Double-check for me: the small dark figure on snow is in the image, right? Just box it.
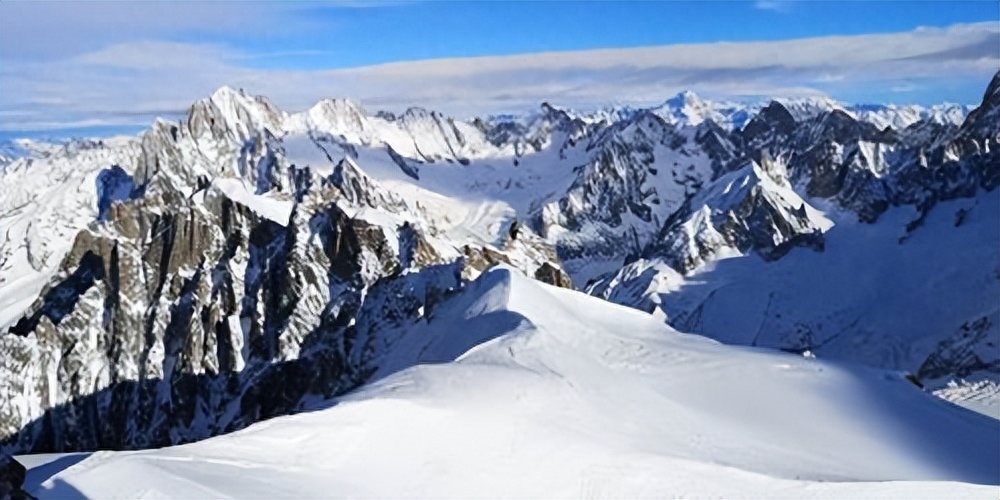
[508,220,520,241]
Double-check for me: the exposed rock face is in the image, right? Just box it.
[0,90,562,455]
[531,111,713,264]
[918,314,1000,381]
[0,162,441,452]
[644,159,827,274]
[0,455,27,498]
[518,74,993,281]
[534,262,574,289]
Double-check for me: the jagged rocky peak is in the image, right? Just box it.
[2,81,586,455]
[652,90,718,127]
[693,118,741,174]
[187,85,287,142]
[0,148,464,453]
[133,117,201,193]
[805,108,897,149]
[619,108,674,135]
[960,70,1000,140]
[741,100,796,150]
[401,106,438,121]
[538,102,601,140]
[324,156,407,212]
[644,159,827,274]
[477,101,596,155]
[539,101,570,120]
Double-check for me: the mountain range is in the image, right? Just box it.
[0,71,997,488]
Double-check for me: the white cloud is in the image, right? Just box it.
[0,2,318,60]
[72,42,242,70]
[1,22,997,131]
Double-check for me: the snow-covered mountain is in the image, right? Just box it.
[14,267,1000,498]
[0,70,997,489]
[0,87,573,454]
[588,72,1000,397]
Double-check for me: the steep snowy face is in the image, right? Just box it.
[642,158,830,274]
[185,86,288,144]
[20,268,1000,499]
[532,111,713,265]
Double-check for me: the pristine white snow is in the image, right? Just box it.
[22,266,999,499]
[211,177,294,224]
[597,190,1000,390]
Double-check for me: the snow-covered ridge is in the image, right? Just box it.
[18,267,1000,498]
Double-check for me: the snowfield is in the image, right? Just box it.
[22,267,999,499]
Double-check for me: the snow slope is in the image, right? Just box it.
[592,189,1000,393]
[24,267,999,499]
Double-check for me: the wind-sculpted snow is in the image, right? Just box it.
[18,268,1000,498]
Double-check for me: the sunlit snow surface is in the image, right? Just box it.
[22,267,999,499]
[592,190,1000,400]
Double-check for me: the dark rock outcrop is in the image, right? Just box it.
[534,262,574,289]
[0,455,30,500]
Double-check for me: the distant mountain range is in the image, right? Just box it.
[1,72,996,455]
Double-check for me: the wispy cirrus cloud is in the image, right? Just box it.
[753,1,794,13]
[0,18,997,132]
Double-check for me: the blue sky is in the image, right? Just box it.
[0,1,997,139]
[229,1,998,69]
